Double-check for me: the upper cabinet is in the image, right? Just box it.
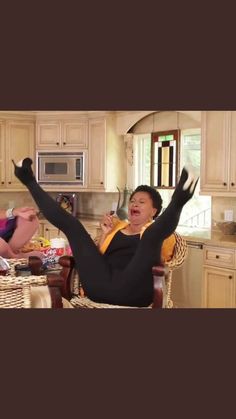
[0,118,35,191]
[36,112,127,192]
[36,116,88,149]
[88,118,105,189]
[87,115,126,191]
[200,111,236,196]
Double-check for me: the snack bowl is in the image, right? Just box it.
[216,221,236,235]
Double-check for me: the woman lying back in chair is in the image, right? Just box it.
[12,157,198,307]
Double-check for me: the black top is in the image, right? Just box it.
[103,230,140,270]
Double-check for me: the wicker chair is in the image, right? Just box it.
[58,232,188,309]
[0,233,187,309]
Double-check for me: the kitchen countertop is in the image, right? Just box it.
[39,215,101,225]
[176,226,236,248]
[80,221,236,248]
[39,215,236,249]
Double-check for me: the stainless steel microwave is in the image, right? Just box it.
[37,151,86,185]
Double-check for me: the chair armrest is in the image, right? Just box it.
[28,255,75,307]
[46,256,76,307]
[57,255,76,300]
[152,265,167,309]
[46,273,64,308]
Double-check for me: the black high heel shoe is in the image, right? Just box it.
[12,158,35,185]
[171,166,199,207]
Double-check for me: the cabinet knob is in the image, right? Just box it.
[63,142,66,145]
[8,182,11,184]
[56,142,59,145]
[216,255,219,259]
[231,182,235,186]
[229,275,232,279]
[1,181,4,184]
[223,182,227,186]
[100,181,104,185]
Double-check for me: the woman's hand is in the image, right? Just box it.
[100,212,115,235]
[13,207,38,221]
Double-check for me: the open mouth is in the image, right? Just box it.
[131,209,140,216]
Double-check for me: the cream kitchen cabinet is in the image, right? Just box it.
[0,119,35,191]
[38,220,67,241]
[80,220,101,240]
[39,219,100,242]
[201,111,236,196]
[36,117,88,150]
[203,245,236,308]
[87,116,126,191]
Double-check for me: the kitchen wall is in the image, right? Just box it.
[5,190,236,229]
[0,191,36,210]
[116,110,201,134]
[212,196,236,226]
[2,111,236,229]
[0,190,121,220]
[50,191,121,219]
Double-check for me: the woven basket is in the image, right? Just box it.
[217,221,236,235]
[0,276,31,308]
[6,258,28,276]
[0,257,48,308]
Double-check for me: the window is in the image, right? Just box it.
[133,128,211,229]
[151,130,179,188]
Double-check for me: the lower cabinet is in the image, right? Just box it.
[38,221,66,241]
[203,245,236,308]
[80,220,101,240]
[38,219,100,242]
[203,266,235,308]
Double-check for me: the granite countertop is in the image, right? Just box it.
[39,215,101,226]
[176,226,236,248]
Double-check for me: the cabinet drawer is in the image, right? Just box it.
[204,246,236,269]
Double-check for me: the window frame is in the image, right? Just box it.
[150,129,180,189]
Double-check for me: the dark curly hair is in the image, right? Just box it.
[129,185,163,219]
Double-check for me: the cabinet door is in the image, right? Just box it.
[36,120,61,148]
[36,221,44,237]
[201,111,229,193]
[5,121,35,190]
[62,120,88,148]
[88,118,105,189]
[0,122,6,188]
[229,111,236,192]
[202,266,235,308]
[44,224,67,241]
[81,221,101,240]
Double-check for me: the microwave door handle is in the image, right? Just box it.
[76,158,82,180]
[80,158,83,180]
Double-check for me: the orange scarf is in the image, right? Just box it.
[98,219,176,262]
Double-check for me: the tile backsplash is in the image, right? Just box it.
[0,191,121,220]
[0,192,36,210]
[3,192,235,230]
[212,196,236,227]
[49,191,121,219]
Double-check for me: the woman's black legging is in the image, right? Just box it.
[13,161,197,306]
